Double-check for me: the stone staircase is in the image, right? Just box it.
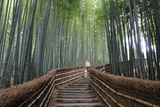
[56,78,103,107]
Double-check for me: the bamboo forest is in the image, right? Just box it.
[1,0,160,106]
[0,0,160,88]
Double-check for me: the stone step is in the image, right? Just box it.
[57,92,95,96]
[56,103,103,107]
[67,85,90,88]
[61,87,90,90]
[57,94,96,98]
[74,81,90,83]
[56,98,99,103]
[66,84,90,88]
[73,80,90,84]
[69,84,90,86]
[58,90,93,93]
[69,82,90,84]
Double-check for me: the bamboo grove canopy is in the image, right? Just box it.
[0,0,160,89]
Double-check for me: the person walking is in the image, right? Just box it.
[84,60,90,77]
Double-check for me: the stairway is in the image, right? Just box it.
[56,78,103,107]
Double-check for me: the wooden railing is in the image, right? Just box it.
[89,67,160,107]
[0,66,84,107]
